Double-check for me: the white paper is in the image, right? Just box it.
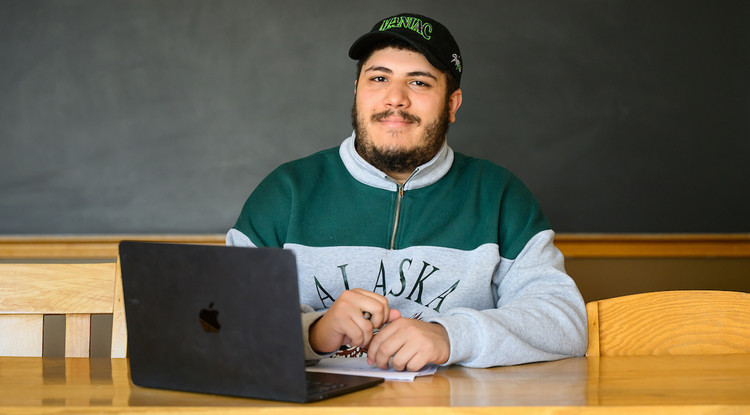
[305,357,438,381]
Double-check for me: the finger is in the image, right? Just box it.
[366,324,403,368]
[351,295,390,328]
[365,330,384,366]
[391,343,423,372]
[374,339,404,370]
[333,290,387,328]
[367,319,448,371]
[324,305,375,347]
[387,308,401,323]
[345,313,376,347]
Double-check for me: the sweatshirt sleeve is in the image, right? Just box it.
[426,229,588,367]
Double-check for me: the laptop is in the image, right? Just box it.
[118,241,383,403]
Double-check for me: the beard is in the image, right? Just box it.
[351,100,451,176]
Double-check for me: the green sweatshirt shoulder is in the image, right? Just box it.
[233,147,550,260]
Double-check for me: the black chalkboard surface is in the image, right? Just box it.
[2,0,748,234]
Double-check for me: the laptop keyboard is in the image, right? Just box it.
[307,380,346,394]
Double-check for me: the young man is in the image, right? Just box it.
[227,13,587,371]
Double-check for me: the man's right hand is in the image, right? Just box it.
[309,288,401,354]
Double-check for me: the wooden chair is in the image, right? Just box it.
[0,258,127,357]
[586,290,750,356]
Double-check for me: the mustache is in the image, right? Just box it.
[371,110,421,124]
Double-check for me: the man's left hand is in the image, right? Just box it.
[365,318,450,371]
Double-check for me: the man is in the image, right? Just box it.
[227,13,587,371]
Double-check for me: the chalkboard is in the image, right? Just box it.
[2,0,748,234]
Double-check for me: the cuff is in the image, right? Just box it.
[300,309,333,361]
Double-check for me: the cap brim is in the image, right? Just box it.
[348,31,444,72]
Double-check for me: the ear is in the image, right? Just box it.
[354,79,358,94]
[448,88,463,123]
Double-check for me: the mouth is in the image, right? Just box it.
[372,110,421,127]
[379,118,413,129]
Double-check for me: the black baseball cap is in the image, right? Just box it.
[349,13,463,85]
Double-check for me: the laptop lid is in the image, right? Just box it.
[118,241,382,403]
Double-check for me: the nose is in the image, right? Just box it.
[383,83,410,109]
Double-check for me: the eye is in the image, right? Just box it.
[370,76,387,83]
[410,80,430,87]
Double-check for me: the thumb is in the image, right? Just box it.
[387,308,401,323]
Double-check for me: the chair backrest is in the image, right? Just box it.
[586,290,750,356]
[0,257,127,357]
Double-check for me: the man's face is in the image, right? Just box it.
[352,47,462,180]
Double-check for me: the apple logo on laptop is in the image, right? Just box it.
[199,302,221,333]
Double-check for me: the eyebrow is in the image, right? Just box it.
[364,66,438,81]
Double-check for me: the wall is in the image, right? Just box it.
[2,0,748,234]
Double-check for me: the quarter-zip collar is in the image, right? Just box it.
[386,170,418,250]
[338,131,455,192]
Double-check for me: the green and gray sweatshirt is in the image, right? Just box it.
[227,133,587,368]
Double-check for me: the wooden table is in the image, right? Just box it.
[1,354,748,414]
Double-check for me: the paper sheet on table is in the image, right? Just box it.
[305,357,438,381]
